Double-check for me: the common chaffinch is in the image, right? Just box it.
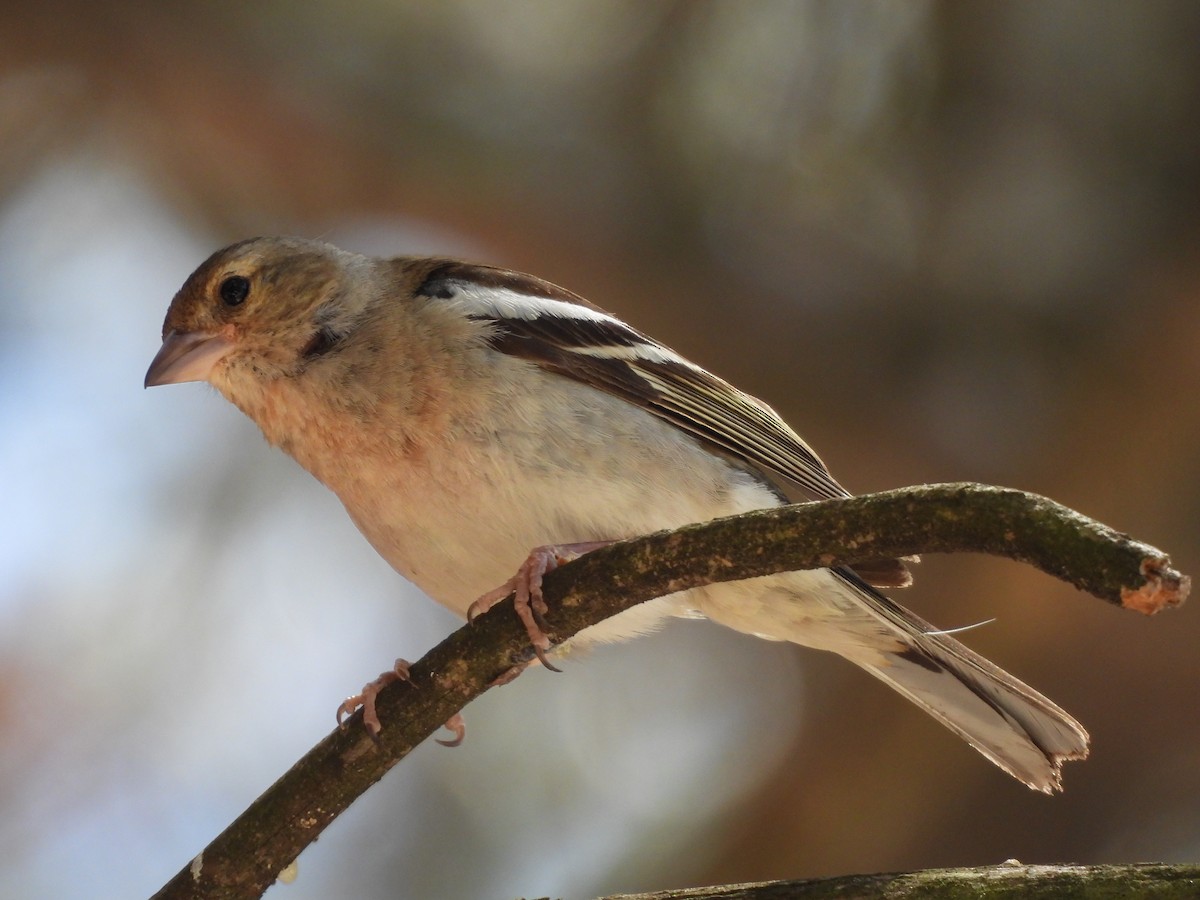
[145,237,1088,791]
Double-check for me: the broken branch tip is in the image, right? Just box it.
[1120,556,1189,615]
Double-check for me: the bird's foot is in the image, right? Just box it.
[337,658,466,746]
[436,713,466,747]
[468,541,614,671]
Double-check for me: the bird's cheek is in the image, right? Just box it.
[144,328,236,387]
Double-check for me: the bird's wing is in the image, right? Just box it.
[417,261,845,500]
[415,261,911,586]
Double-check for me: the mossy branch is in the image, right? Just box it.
[150,483,1188,900]
[598,862,1200,898]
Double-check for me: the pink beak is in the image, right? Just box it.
[144,329,234,387]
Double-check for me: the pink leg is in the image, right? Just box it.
[468,541,615,671]
[337,658,466,746]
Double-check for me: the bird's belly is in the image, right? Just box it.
[327,380,785,620]
[292,373,882,657]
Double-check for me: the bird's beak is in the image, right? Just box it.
[144,329,234,388]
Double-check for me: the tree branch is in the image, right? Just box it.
[598,862,1200,898]
[150,483,1188,900]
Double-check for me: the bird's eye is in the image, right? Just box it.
[219,275,251,308]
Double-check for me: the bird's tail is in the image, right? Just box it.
[831,569,1089,792]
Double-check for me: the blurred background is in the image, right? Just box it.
[2,2,1198,898]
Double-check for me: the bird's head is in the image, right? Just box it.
[144,237,368,391]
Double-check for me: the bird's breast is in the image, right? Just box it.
[255,355,782,618]
[240,352,782,619]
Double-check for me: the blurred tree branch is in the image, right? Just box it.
[150,483,1187,900]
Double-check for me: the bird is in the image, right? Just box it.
[145,236,1089,792]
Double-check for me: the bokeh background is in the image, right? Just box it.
[2,2,1198,898]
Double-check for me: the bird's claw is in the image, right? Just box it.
[470,542,613,670]
[435,713,466,747]
[338,658,412,736]
[337,659,467,746]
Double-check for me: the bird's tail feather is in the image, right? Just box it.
[832,569,1089,793]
